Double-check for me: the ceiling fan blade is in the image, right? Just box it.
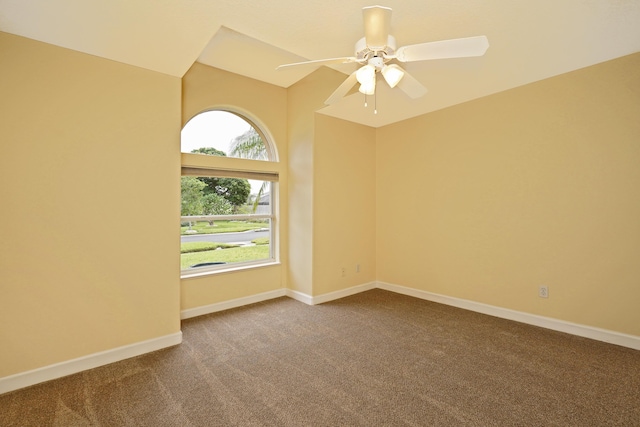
[362,6,392,49]
[396,35,489,62]
[277,57,357,70]
[324,71,358,105]
[396,70,428,99]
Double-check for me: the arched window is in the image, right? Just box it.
[180,110,278,276]
[180,110,276,161]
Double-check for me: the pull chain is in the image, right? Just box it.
[363,93,377,114]
[374,89,377,114]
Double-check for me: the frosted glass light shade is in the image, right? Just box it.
[381,64,404,88]
[359,79,375,95]
[356,64,376,85]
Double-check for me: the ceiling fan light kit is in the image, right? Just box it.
[277,5,489,112]
[381,64,404,88]
[356,64,376,85]
[359,80,376,96]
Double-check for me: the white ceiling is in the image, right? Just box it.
[2,0,639,127]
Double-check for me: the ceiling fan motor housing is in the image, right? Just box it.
[355,35,397,63]
[368,56,385,70]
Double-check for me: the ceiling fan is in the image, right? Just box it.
[277,5,489,108]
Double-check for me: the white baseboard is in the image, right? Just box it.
[0,331,182,395]
[285,289,315,305]
[286,281,377,305]
[5,281,637,395]
[377,281,640,351]
[180,289,287,319]
[224,281,640,350]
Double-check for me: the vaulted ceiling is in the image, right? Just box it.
[2,0,639,127]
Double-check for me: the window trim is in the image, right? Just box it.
[180,110,279,279]
[181,166,278,182]
[180,259,281,280]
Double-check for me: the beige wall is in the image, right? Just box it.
[286,68,333,295]
[180,63,288,308]
[2,28,637,384]
[376,53,640,335]
[181,64,377,306]
[286,73,316,295]
[313,115,376,294]
[0,32,181,376]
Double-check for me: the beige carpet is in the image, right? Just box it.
[1,289,639,426]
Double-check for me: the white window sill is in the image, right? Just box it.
[180,260,280,280]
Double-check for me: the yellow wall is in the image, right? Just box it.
[2,28,637,384]
[313,115,377,293]
[0,32,181,376]
[180,64,377,307]
[180,63,288,308]
[376,53,640,335]
[285,68,343,295]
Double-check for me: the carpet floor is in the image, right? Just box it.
[1,289,639,426]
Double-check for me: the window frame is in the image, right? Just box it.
[180,110,279,279]
[180,212,277,278]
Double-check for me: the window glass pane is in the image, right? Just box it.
[180,177,270,216]
[180,178,272,271]
[181,110,271,161]
[180,220,271,270]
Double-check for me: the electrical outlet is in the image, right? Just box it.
[341,267,346,277]
[356,264,360,273]
[539,285,549,298]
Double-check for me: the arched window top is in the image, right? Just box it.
[181,110,276,162]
